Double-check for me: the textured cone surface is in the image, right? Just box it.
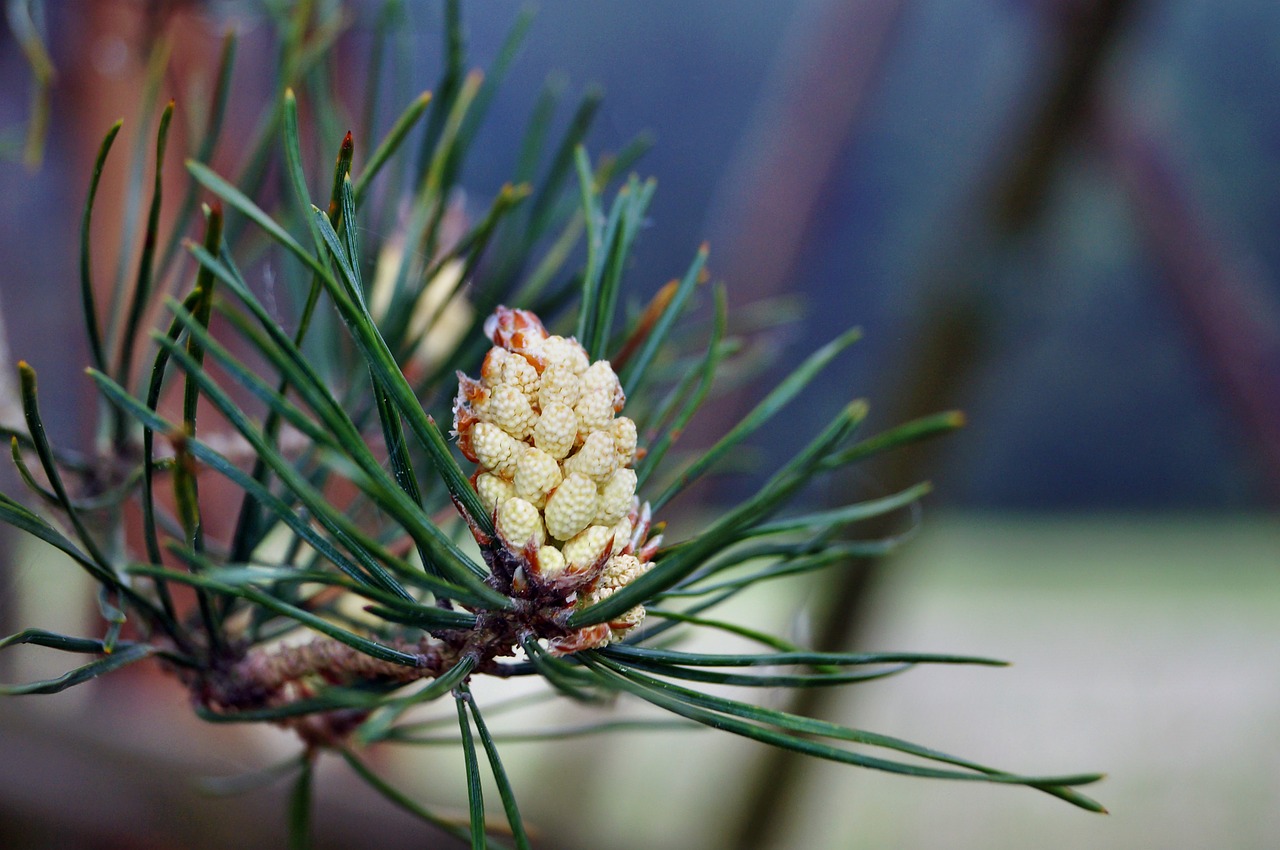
[454,307,654,646]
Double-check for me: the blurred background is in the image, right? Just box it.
[1,0,1278,847]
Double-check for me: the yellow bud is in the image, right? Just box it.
[533,401,577,460]
[539,336,589,374]
[583,554,650,639]
[597,468,637,525]
[597,553,646,592]
[475,472,515,515]
[535,544,566,577]
[544,473,600,541]
[575,387,614,438]
[514,446,562,509]
[564,430,619,483]
[485,384,537,440]
[610,516,633,554]
[471,422,521,478]
[582,359,624,410]
[611,417,638,465]
[537,361,582,409]
[500,354,540,404]
[480,346,510,385]
[496,497,544,548]
[562,525,613,569]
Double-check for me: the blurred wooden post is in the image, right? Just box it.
[714,2,1141,847]
[1102,109,1280,498]
[0,292,21,662]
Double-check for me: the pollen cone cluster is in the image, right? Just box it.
[453,307,652,645]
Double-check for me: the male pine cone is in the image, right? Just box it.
[453,307,652,648]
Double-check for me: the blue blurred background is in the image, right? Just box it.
[1,1,1278,848]
[450,0,1280,510]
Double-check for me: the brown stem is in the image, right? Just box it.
[230,637,445,696]
[176,636,453,749]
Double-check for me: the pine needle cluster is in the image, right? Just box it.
[0,3,1104,845]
